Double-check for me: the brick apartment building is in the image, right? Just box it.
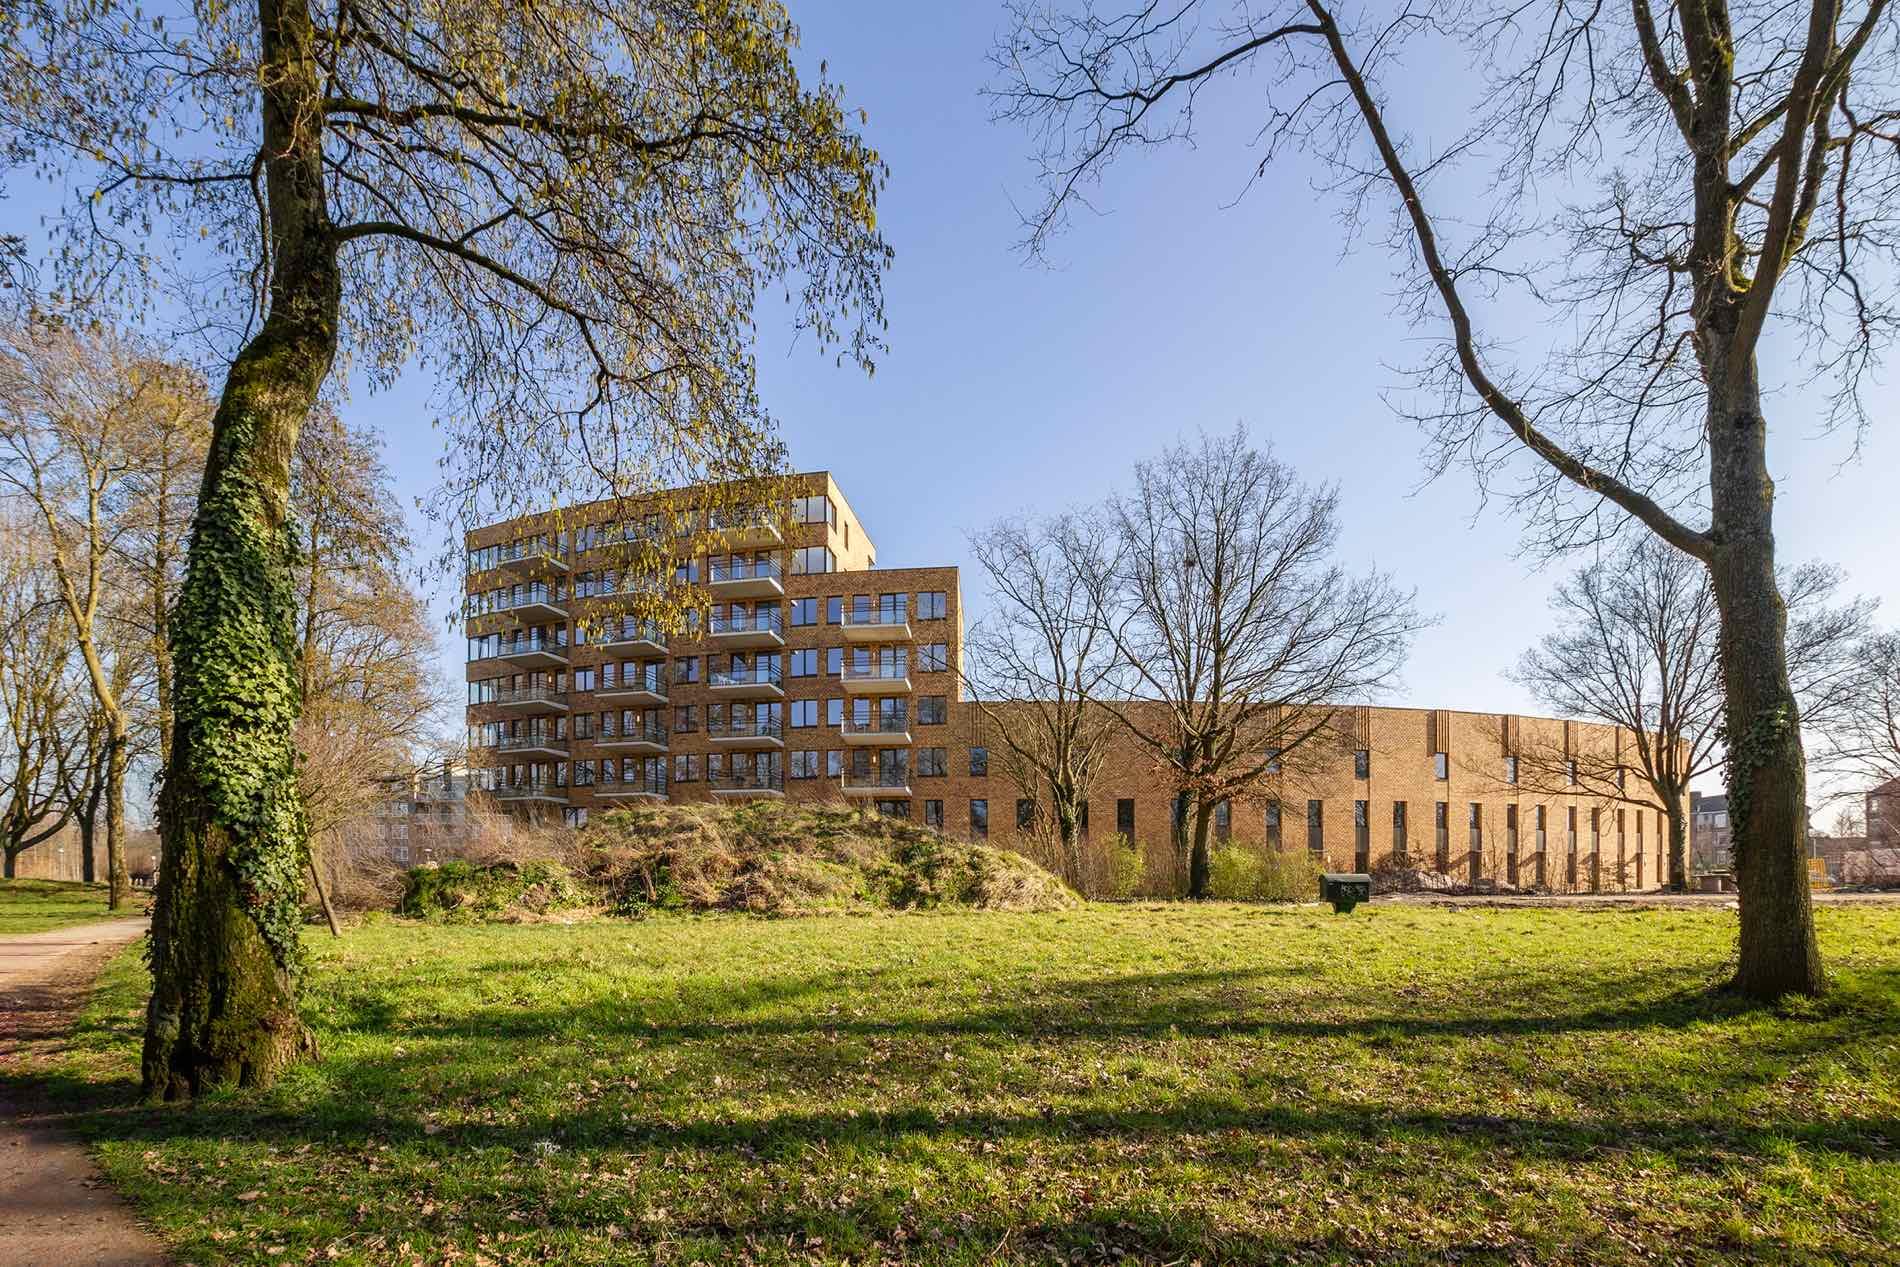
[465,473,1680,890]
[371,762,473,864]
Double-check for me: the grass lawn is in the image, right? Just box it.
[35,903,1900,1265]
[0,877,148,934]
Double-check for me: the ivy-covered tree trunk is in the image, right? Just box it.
[141,0,339,1099]
[1708,352,1822,1000]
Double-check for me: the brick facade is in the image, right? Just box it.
[465,474,1680,892]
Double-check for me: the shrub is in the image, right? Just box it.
[1205,846,1323,902]
[1105,834,1146,899]
[1256,849,1324,902]
[399,859,596,923]
[576,800,1077,917]
[1207,845,1266,899]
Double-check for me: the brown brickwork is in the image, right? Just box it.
[464,475,1681,892]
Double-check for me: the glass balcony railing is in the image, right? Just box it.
[491,685,568,708]
[497,734,567,754]
[710,664,784,690]
[708,610,784,637]
[707,717,785,742]
[708,557,782,584]
[842,713,911,737]
[841,662,909,684]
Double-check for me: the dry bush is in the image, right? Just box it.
[578,799,1077,916]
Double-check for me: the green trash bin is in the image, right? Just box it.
[1320,872,1372,914]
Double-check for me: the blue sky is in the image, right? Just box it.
[20,3,1891,802]
[350,2,1898,800]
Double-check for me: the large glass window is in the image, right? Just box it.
[917,695,947,725]
[916,591,947,620]
[970,799,988,839]
[791,494,836,525]
[792,546,835,575]
[790,597,817,627]
[969,746,988,777]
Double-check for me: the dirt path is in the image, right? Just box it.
[0,918,170,1267]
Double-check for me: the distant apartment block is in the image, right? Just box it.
[372,761,472,864]
[465,472,1682,890]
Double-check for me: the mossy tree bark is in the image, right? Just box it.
[1707,364,1823,998]
[141,0,339,1099]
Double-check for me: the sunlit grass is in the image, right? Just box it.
[0,877,147,934]
[39,903,1900,1264]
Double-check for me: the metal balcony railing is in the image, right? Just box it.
[709,769,786,794]
[597,722,669,747]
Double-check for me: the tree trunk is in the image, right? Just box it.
[308,858,341,937]
[1187,798,1213,899]
[1665,799,1689,894]
[141,0,339,1099]
[1708,362,1823,999]
[105,730,129,909]
[78,805,96,883]
[3,848,15,879]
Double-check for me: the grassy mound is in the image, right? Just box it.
[398,859,595,923]
[579,800,1078,916]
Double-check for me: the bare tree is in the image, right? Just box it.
[1509,536,1874,890]
[993,0,1899,996]
[0,540,86,876]
[6,0,889,1094]
[0,321,185,908]
[1816,630,1900,799]
[962,513,1123,885]
[290,407,449,934]
[1090,429,1419,897]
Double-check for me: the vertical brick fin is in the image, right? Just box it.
[1500,714,1521,755]
[1351,706,1372,748]
[1564,720,1578,759]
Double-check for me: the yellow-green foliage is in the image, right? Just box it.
[1106,834,1146,899]
[1206,846,1324,902]
[580,800,1077,916]
[398,861,595,924]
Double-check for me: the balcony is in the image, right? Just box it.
[707,609,785,649]
[497,638,569,669]
[707,717,785,748]
[594,724,669,754]
[494,540,570,577]
[492,685,569,714]
[710,770,786,799]
[595,674,668,705]
[706,557,784,599]
[840,608,912,643]
[599,620,667,656]
[496,734,568,760]
[707,509,784,550]
[841,662,911,696]
[593,777,668,801]
[472,585,565,625]
[840,772,913,798]
[495,784,568,806]
[841,714,911,746]
[708,666,784,700]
